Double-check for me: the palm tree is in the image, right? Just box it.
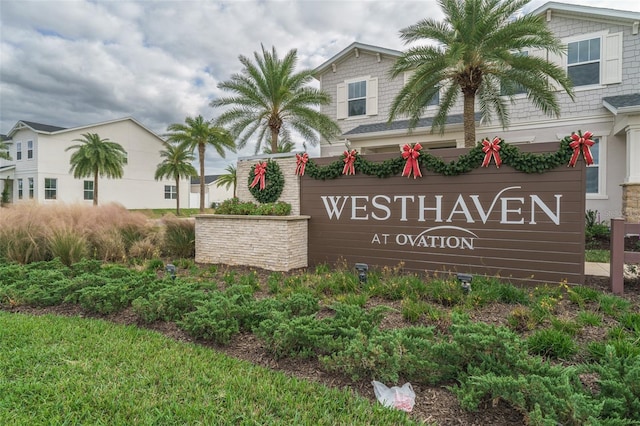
[215,164,237,198]
[262,139,296,154]
[389,0,574,147]
[65,133,126,206]
[0,139,10,160]
[154,140,198,215]
[166,115,235,212]
[211,45,341,154]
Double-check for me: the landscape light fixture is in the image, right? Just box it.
[166,263,176,280]
[457,273,473,295]
[355,263,369,283]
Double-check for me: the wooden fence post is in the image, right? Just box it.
[609,218,624,295]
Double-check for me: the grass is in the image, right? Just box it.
[585,249,610,263]
[131,208,215,218]
[0,312,416,425]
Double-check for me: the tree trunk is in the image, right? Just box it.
[463,92,477,148]
[270,127,279,154]
[175,176,180,216]
[199,142,205,212]
[93,169,99,206]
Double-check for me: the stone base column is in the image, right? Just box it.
[622,183,640,223]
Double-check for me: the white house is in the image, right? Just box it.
[0,117,190,209]
[313,2,640,223]
[189,174,235,208]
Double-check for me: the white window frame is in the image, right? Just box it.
[17,178,23,199]
[586,136,607,200]
[16,142,22,161]
[336,76,378,120]
[44,178,57,200]
[558,31,622,90]
[164,185,177,200]
[27,140,33,160]
[28,177,34,199]
[83,180,94,201]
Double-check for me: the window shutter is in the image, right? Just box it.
[602,32,622,85]
[366,77,378,116]
[336,83,347,119]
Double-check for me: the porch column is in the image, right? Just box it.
[622,124,640,223]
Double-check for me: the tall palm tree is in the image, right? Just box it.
[65,132,126,206]
[211,45,341,154]
[154,140,198,215]
[215,164,237,198]
[0,139,11,160]
[389,0,574,147]
[166,115,235,212]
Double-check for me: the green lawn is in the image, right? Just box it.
[585,249,610,263]
[130,208,215,218]
[0,312,415,426]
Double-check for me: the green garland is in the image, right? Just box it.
[248,159,284,203]
[304,135,575,180]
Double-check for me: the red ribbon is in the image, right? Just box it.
[249,161,267,190]
[401,143,422,179]
[481,137,502,168]
[342,150,357,175]
[295,153,308,176]
[568,131,595,167]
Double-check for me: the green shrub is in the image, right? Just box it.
[215,198,291,216]
[132,282,212,323]
[255,313,332,360]
[76,282,131,314]
[145,258,165,271]
[178,294,242,345]
[48,229,87,266]
[162,217,195,258]
[527,329,577,360]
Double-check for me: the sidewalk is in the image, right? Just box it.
[585,262,609,277]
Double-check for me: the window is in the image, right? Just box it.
[568,37,600,86]
[336,77,378,119]
[17,178,23,199]
[28,178,34,199]
[123,152,128,165]
[426,90,440,107]
[83,180,94,200]
[586,138,600,194]
[27,140,33,159]
[164,185,177,199]
[44,178,57,200]
[348,81,367,117]
[501,51,528,96]
[16,142,22,161]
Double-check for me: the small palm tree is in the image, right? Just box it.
[211,45,341,154]
[65,133,126,206]
[215,164,237,198]
[0,139,11,160]
[155,140,198,215]
[262,139,296,154]
[389,0,574,147]
[166,115,236,212]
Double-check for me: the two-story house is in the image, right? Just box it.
[0,117,190,209]
[313,2,640,223]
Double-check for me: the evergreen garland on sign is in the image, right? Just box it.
[248,159,284,203]
[302,135,575,180]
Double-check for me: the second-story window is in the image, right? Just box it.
[16,142,22,160]
[348,81,367,117]
[27,140,33,159]
[567,37,600,86]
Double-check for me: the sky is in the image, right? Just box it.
[1,0,639,174]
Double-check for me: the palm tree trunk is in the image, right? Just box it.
[175,176,181,216]
[93,169,99,206]
[198,143,206,212]
[270,128,279,154]
[463,92,477,148]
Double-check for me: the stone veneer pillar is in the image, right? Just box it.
[622,184,640,223]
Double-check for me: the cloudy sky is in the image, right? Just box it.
[1,0,639,173]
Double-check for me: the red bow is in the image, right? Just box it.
[342,150,357,175]
[568,131,595,167]
[401,143,422,179]
[295,153,308,176]
[249,161,267,190]
[481,137,502,168]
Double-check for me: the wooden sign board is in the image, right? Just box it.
[300,142,586,285]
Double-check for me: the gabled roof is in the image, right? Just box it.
[603,94,640,115]
[313,42,403,77]
[7,117,164,141]
[530,2,640,22]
